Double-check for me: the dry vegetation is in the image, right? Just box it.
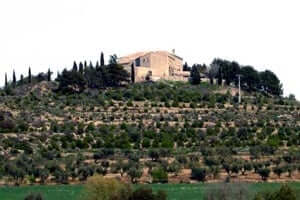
[0,81,299,186]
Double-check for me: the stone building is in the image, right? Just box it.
[118,50,190,82]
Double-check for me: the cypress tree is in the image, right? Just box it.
[191,65,201,85]
[28,67,32,83]
[20,74,24,85]
[183,62,190,71]
[12,70,16,87]
[57,71,60,80]
[79,63,84,74]
[95,61,100,71]
[100,52,105,66]
[73,61,78,72]
[47,68,51,81]
[5,73,8,87]
[217,67,222,86]
[79,62,84,72]
[88,61,94,69]
[131,63,135,83]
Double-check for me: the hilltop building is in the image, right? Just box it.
[118,50,190,82]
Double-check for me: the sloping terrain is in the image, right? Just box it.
[0,81,299,185]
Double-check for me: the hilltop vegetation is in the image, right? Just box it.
[0,55,298,186]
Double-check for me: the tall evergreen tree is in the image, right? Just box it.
[79,62,84,73]
[20,74,24,85]
[183,62,190,71]
[28,67,32,83]
[217,67,222,86]
[12,70,16,87]
[73,61,78,72]
[79,63,84,74]
[95,61,100,71]
[88,61,94,69]
[100,52,105,66]
[5,73,8,88]
[47,68,51,81]
[131,63,135,83]
[57,71,60,79]
[190,65,201,85]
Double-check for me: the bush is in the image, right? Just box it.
[257,168,270,181]
[128,167,143,183]
[151,168,168,183]
[191,167,207,182]
[253,184,296,200]
[0,119,16,132]
[84,175,132,200]
[84,175,168,200]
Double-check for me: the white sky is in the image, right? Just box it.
[0,0,299,98]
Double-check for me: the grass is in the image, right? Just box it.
[1,182,300,200]
[0,184,84,200]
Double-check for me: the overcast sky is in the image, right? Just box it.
[0,0,299,98]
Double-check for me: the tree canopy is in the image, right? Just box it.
[208,58,283,96]
[56,58,130,93]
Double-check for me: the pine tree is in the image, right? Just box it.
[5,73,8,88]
[100,52,105,66]
[47,68,51,81]
[73,61,78,72]
[12,70,16,87]
[28,67,32,83]
[131,63,135,83]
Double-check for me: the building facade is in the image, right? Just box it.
[118,50,190,82]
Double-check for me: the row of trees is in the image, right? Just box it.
[4,52,108,88]
[190,58,283,96]
[2,54,283,97]
[4,67,52,89]
[56,54,130,93]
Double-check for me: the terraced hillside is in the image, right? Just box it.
[0,81,299,185]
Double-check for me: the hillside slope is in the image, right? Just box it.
[0,81,299,185]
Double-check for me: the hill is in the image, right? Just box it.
[0,80,299,185]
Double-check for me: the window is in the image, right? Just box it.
[135,58,141,67]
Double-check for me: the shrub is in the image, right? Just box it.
[84,175,132,200]
[151,168,168,183]
[253,184,296,200]
[128,167,143,184]
[191,167,207,182]
[257,168,270,181]
[273,166,285,178]
[84,175,167,200]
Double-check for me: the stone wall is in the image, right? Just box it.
[119,51,190,83]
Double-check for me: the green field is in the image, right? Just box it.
[1,183,300,200]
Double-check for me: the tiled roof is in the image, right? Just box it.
[118,51,182,64]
